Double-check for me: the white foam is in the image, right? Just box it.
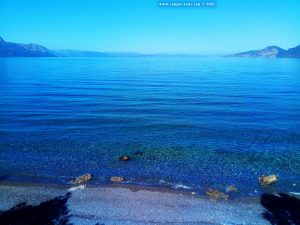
[172,183,192,189]
[68,185,86,191]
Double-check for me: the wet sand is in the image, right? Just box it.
[0,181,269,225]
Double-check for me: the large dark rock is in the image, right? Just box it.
[0,193,72,225]
[261,193,300,225]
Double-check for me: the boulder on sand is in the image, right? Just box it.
[71,173,92,185]
[259,174,278,186]
[110,176,125,182]
[206,188,229,200]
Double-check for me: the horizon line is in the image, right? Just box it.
[1,36,299,56]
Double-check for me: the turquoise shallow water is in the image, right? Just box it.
[0,57,299,196]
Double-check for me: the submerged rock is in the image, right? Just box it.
[226,185,238,193]
[206,188,229,200]
[71,173,92,185]
[110,176,125,182]
[259,174,278,186]
[119,155,131,161]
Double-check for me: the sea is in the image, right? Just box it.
[0,57,299,196]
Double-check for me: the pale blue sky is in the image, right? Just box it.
[0,0,299,54]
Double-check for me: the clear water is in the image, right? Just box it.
[0,57,299,196]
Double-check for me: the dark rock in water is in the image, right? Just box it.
[261,193,300,225]
[110,176,125,182]
[0,193,72,225]
[206,188,229,200]
[119,155,131,161]
[71,173,92,185]
[259,174,278,186]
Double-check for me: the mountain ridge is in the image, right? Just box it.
[0,37,56,57]
[230,45,300,58]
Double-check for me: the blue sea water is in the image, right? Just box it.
[0,57,299,196]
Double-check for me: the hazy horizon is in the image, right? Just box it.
[1,0,300,54]
[1,35,300,56]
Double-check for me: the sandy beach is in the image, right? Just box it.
[0,181,269,225]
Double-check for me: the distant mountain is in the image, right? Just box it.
[230,45,300,58]
[284,45,300,58]
[0,37,55,57]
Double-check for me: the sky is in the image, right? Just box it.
[0,0,300,54]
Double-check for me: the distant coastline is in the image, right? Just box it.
[1,37,299,58]
[0,37,206,58]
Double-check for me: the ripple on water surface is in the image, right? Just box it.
[0,57,300,197]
